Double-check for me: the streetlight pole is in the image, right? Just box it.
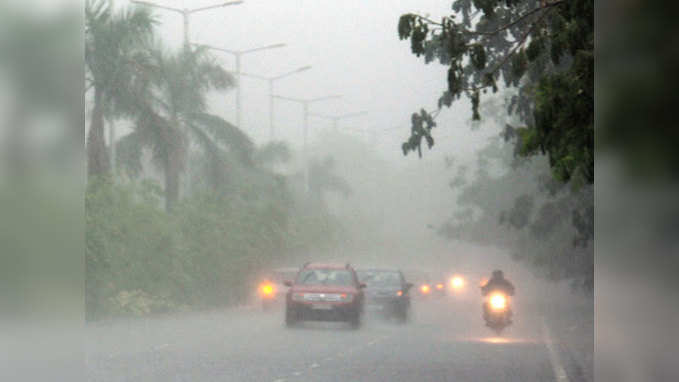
[272,94,342,192]
[130,1,244,48]
[240,65,312,140]
[192,43,287,128]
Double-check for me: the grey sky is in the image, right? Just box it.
[128,0,498,164]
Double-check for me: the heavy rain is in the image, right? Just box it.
[3,0,679,381]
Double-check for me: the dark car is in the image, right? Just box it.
[357,268,412,322]
[284,263,365,328]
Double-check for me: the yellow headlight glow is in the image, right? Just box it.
[260,283,274,296]
[450,276,465,289]
[489,294,507,310]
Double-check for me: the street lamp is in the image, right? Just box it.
[240,65,312,140]
[272,94,342,192]
[192,42,287,128]
[130,0,244,48]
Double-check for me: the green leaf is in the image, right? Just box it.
[470,44,487,70]
[526,36,544,62]
[397,14,416,39]
[510,48,528,82]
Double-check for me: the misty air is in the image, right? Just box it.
[82,0,594,381]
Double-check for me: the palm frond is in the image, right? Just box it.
[134,104,173,171]
[188,112,254,165]
[185,121,229,190]
[254,141,292,165]
[86,0,156,120]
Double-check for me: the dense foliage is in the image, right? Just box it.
[86,175,344,319]
[397,1,593,290]
[398,0,593,186]
[84,1,346,319]
[441,137,593,291]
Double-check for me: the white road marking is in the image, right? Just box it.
[292,371,302,376]
[310,363,320,369]
[272,379,285,382]
[542,319,570,382]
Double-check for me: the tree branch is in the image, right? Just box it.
[415,15,444,26]
[466,0,564,37]
[489,7,552,75]
[459,6,555,93]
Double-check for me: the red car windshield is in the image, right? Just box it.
[296,269,354,286]
[271,270,297,283]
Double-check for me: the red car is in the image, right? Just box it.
[284,263,365,328]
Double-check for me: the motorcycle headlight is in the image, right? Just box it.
[490,294,507,310]
[291,293,305,302]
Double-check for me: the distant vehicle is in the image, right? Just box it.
[258,267,299,311]
[447,274,468,297]
[428,271,451,297]
[417,282,432,298]
[356,268,412,322]
[405,270,444,299]
[402,269,426,298]
[432,279,447,297]
[449,274,465,291]
[284,263,365,328]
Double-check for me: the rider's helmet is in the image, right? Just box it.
[492,270,504,279]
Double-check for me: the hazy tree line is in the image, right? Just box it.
[397,0,593,291]
[85,1,347,319]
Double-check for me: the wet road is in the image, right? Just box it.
[86,297,567,381]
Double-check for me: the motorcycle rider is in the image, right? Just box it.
[480,270,514,326]
[481,270,515,297]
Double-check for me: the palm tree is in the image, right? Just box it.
[85,0,155,177]
[308,156,352,208]
[120,45,252,211]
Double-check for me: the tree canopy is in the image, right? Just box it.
[85,0,156,176]
[398,0,593,186]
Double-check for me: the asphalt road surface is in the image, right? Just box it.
[86,296,575,381]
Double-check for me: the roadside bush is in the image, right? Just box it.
[85,177,344,320]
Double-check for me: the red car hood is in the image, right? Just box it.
[290,285,359,294]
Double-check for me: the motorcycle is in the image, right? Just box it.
[482,291,512,335]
